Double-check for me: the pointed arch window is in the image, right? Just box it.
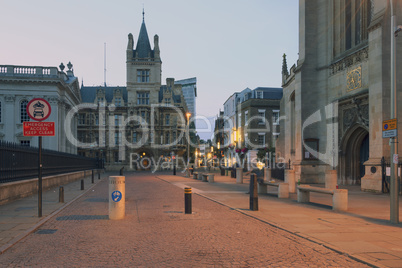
[344,0,371,51]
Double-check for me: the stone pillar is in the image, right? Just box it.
[236,168,243,184]
[285,169,296,193]
[264,167,271,181]
[325,169,337,189]
[332,189,348,212]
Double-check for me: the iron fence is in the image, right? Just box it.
[381,156,402,195]
[0,140,101,183]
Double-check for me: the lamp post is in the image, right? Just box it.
[186,112,191,177]
[389,0,399,224]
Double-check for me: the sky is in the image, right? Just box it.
[0,0,299,140]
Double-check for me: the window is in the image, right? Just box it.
[133,132,137,143]
[114,115,121,126]
[20,100,29,123]
[115,97,122,107]
[258,134,265,146]
[165,132,170,144]
[98,97,105,106]
[256,91,263,99]
[0,101,2,123]
[165,98,171,106]
[141,111,146,123]
[115,132,122,146]
[137,92,149,105]
[165,114,170,125]
[20,140,30,146]
[114,151,121,163]
[137,69,150,83]
[95,114,99,125]
[258,109,266,125]
[273,110,280,125]
[344,0,371,51]
[245,111,249,126]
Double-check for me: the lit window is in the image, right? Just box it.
[137,92,149,105]
[137,70,150,83]
[20,100,29,123]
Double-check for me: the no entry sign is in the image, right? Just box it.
[27,98,51,121]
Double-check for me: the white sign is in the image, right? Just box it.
[393,154,399,164]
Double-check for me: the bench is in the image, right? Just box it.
[193,172,198,180]
[297,185,348,212]
[201,173,214,183]
[257,179,289,198]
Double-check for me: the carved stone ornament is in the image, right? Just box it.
[346,66,362,91]
[5,95,15,102]
[330,47,368,75]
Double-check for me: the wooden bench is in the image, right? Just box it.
[193,172,199,180]
[297,185,348,212]
[257,179,289,198]
[201,173,214,183]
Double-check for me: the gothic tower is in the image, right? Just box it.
[126,11,162,105]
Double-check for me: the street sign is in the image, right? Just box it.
[27,98,51,121]
[23,122,55,136]
[383,119,398,138]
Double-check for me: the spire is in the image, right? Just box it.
[142,7,145,21]
[135,11,152,58]
[282,53,289,76]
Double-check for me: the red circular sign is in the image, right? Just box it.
[27,98,51,121]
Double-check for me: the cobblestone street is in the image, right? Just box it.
[0,172,369,267]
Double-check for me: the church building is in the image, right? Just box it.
[277,0,402,192]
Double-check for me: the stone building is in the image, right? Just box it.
[222,87,282,168]
[276,0,402,192]
[0,63,80,153]
[175,77,197,119]
[78,15,193,170]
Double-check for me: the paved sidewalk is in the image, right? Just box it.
[0,172,371,267]
[0,171,109,253]
[158,171,402,268]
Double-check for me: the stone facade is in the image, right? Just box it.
[277,0,402,192]
[77,16,193,170]
[0,64,80,153]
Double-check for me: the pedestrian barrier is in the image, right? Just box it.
[109,176,125,220]
[297,185,348,212]
[257,179,289,198]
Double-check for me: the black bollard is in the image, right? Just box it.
[81,179,84,190]
[173,165,176,175]
[92,170,94,184]
[249,174,258,211]
[59,186,64,203]
[98,171,101,180]
[184,187,192,214]
[120,166,124,176]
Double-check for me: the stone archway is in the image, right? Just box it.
[339,124,369,185]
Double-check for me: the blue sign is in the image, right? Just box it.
[111,191,122,202]
[384,124,389,130]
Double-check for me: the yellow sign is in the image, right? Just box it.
[383,119,397,131]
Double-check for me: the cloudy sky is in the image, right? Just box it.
[0,0,298,139]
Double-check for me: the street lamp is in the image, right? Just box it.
[186,112,191,177]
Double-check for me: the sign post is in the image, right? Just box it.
[24,98,54,217]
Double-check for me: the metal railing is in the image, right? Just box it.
[381,156,402,195]
[0,141,101,183]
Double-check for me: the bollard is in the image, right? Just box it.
[173,165,176,175]
[120,166,124,176]
[81,179,84,190]
[249,174,258,211]
[92,170,94,184]
[184,187,192,214]
[59,186,64,203]
[98,171,101,180]
[109,176,125,220]
[236,168,243,184]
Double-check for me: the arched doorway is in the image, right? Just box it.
[340,125,369,185]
